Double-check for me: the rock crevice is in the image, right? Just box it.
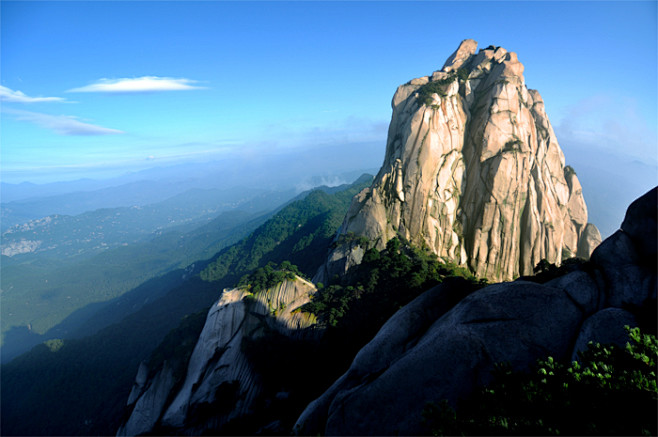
[316,39,600,283]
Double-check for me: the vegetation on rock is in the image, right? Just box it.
[416,72,458,106]
[424,327,658,436]
[237,261,305,293]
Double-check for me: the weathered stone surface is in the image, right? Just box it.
[546,270,603,317]
[621,186,657,259]
[296,187,657,436]
[297,281,585,436]
[591,230,654,308]
[577,222,602,258]
[125,361,149,406]
[319,40,599,282]
[441,38,478,72]
[570,308,638,362]
[119,277,317,435]
[295,280,470,433]
[117,363,175,437]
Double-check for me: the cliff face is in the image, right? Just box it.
[117,277,317,436]
[296,187,656,436]
[318,40,600,282]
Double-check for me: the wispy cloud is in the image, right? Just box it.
[3,108,124,135]
[67,76,206,93]
[554,94,657,164]
[0,85,66,103]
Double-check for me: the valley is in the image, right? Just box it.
[1,3,656,436]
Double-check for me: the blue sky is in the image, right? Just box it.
[1,1,656,183]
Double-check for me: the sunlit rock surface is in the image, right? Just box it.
[296,187,656,436]
[316,40,599,282]
[118,276,317,436]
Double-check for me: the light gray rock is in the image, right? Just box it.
[296,185,656,436]
[120,276,317,435]
[125,361,149,406]
[441,38,478,72]
[570,308,638,362]
[577,222,602,258]
[117,363,175,437]
[318,40,599,282]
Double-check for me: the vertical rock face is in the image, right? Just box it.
[318,40,599,282]
[118,277,317,436]
[295,187,656,436]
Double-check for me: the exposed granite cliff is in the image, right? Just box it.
[317,40,600,283]
[295,187,656,436]
[117,276,317,436]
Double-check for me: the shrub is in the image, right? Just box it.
[416,72,458,106]
[503,139,523,152]
[423,327,658,436]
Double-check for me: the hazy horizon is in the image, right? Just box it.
[1,1,656,187]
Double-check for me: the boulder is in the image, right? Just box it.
[591,230,655,308]
[296,187,657,436]
[570,308,638,362]
[621,186,657,259]
[296,281,586,436]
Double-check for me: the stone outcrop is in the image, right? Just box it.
[316,40,599,282]
[296,187,656,436]
[118,276,317,436]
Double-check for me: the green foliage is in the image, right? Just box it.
[43,338,64,352]
[503,139,523,152]
[332,231,370,249]
[303,237,485,353]
[200,176,372,283]
[231,238,486,435]
[424,327,658,436]
[237,261,303,293]
[1,176,373,436]
[457,67,470,82]
[416,72,458,106]
[565,165,577,177]
[526,257,591,283]
[1,276,221,436]
[1,207,265,353]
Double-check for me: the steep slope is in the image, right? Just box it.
[318,40,600,282]
[0,175,370,436]
[296,186,656,436]
[118,275,317,436]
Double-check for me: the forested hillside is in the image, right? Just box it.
[0,175,372,436]
[0,188,294,361]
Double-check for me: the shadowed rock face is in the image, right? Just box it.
[317,40,599,282]
[295,187,656,436]
[117,277,317,436]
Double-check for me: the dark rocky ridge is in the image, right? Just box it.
[294,187,656,435]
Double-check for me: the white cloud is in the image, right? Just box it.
[4,108,124,135]
[67,76,205,93]
[0,85,65,103]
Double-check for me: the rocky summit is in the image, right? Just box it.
[296,186,656,436]
[317,39,600,282]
